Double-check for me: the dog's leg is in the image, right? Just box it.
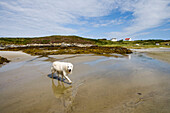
[51,66,55,78]
[62,74,64,82]
[57,71,60,80]
[63,72,72,83]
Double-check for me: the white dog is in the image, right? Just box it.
[51,61,73,83]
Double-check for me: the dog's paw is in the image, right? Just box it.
[69,81,72,84]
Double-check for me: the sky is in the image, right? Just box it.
[0,0,170,40]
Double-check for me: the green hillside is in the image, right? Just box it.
[0,35,99,45]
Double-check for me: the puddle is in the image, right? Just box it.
[0,57,48,72]
[84,54,132,66]
[0,61,27,72]
[84,56,110,65]
[44,55,83,62]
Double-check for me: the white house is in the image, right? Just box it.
[111,38,117,41]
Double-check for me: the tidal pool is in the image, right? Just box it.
[0,51,170,113]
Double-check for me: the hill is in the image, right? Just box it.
[0,35,100,45]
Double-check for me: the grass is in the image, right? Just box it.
[103,44,170,49]
[102,40,170,48]
[0,35,96,45]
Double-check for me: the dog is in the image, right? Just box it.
[51,61,73,83]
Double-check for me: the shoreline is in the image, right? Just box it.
[132,48,170,64]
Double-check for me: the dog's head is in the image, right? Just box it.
[66,63,73,74]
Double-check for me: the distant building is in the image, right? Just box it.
[125,38,132,41]
[111,38,117,41]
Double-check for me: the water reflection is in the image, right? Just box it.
[84,54,132,66]
[51,78,73,111]
[127,54,131,60]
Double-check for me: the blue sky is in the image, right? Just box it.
[0,0,170,40]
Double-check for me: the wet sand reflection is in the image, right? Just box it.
[51,77,73,112]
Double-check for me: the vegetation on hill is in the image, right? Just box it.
[0,35,169,48]
[0,35,170,47]
[0,35,98,45]
[0,35,170,49]
[0,38,30,45]
[106,39,170,48]
[31,35,96,44]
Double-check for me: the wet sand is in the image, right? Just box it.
[0,51,38,62]
[132,48,170,63]
[146,52,170,63]
[0,51,170,113]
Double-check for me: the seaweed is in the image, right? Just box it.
[20,46,132,56]
[0,56,10,64]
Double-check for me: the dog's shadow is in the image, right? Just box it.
[47,73,71,85]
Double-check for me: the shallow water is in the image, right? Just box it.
[71,53,170,113]
[0,52,170,113]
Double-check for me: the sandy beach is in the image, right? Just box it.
[0,50,170,113]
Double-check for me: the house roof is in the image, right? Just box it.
[125,38,131,40]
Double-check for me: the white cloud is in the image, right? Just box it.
[93,19,123,27]
[108,0,170,39]
[162,28,170,31]
[0,0,117,37]
[0,0,169,38]
[131,32,151,37]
